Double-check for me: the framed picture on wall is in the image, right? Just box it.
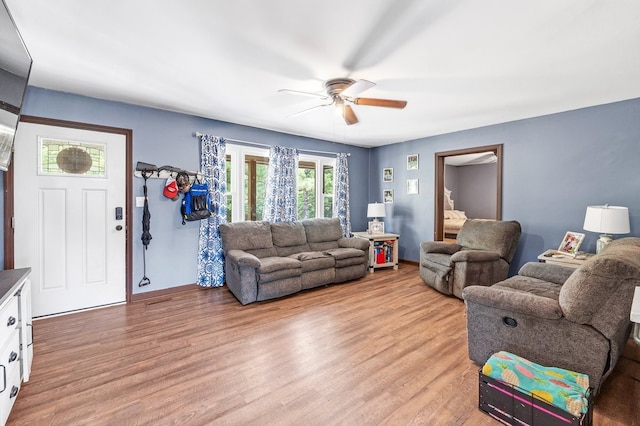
[407,178,419,194]
[383,189,394,203]
[407,154,419,170]
[558,231,585,255]
[383,168,393,182]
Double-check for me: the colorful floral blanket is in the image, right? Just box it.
[482,351,590,417]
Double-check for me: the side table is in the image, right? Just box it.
[537,249,594,269]
[352,232,399,273]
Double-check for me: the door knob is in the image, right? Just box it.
[116,225,123,231]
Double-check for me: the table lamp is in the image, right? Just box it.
[367,202,386,233]
[583,205,630,254]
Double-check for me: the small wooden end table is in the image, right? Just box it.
[353,232,399,273]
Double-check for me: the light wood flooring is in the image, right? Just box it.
[8,264,640,425]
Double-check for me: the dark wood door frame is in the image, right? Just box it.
[434,144,503,241]
[3,115,134,303]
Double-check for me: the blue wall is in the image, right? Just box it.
[370,97,640,273]
[13,87,370,293]
[5,87,640,288]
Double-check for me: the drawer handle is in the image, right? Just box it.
[7,316,16,327]
[10,385,18,399]
[0,365,5,393]
[8,352,18,363]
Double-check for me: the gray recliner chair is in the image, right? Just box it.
[419,219,522,298]
[462,237,640,393]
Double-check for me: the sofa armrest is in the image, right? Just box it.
[421,241,461,254]
[518,262,575,285]
[450,250,501,263]
[226,249,261,268]
[338,237,369,251]
[462,285,563,320]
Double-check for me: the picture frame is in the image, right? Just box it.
[383,167,393,182]
[407,154,419,170]
[558,231,585,255]
[383,189,394,203]
[407,178,419,194]
[368,221,385,234]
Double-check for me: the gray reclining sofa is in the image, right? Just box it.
[220,218,369,304]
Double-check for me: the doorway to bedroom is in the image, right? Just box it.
[434,144,503,241]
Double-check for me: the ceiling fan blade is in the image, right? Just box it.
[340,79,375,98]
[287,102,333,117]
[343,105,359,125]
[353,97,407,109]
[278,89,329,100]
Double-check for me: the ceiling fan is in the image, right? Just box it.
[279,78,407,125]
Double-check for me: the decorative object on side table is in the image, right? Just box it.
[367,202,386,234]
[583,204,630,254]
[558,231,585,255]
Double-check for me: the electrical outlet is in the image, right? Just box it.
[136,197,146,207]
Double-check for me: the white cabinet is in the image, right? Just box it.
[18,279,32,382]
[0,269,31,425]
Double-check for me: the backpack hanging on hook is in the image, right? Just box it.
[178,173,213,225]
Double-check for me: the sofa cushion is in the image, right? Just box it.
[258,256,301,273]
[271,222,309,246]
[324,248,367,268]
[303,217,343,242]
[492,276,562,301]
[220,221,277,258]
[257,257,302,284]
[288,251,335,272]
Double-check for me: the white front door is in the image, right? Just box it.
[13,122,126,317]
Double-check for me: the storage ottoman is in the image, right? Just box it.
[479,351,593,426]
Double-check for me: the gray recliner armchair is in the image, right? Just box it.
[419,219,522,298]
[462,237,640,393]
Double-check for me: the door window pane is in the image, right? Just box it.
[39,138,106,177]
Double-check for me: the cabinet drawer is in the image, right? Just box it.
[0,331,21,425]
[0,296,19,340]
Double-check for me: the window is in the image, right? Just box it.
[39,138,106,177]
[225,145,335,223]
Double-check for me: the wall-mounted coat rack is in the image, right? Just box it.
[134,162,203,182]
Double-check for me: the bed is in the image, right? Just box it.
[444,209,468,237]
[443,187,467,237]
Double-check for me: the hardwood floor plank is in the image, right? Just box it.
[8,264,639,425]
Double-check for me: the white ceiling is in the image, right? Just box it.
[6,0,640,147]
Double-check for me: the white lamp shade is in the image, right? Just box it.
[367,202,386,218]
[583,205,630,234]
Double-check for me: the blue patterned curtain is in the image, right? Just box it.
[333,153,351,236]
[197,134,227,287]
[263,145,299,222]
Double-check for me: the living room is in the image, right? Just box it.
[1,1,640,424]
